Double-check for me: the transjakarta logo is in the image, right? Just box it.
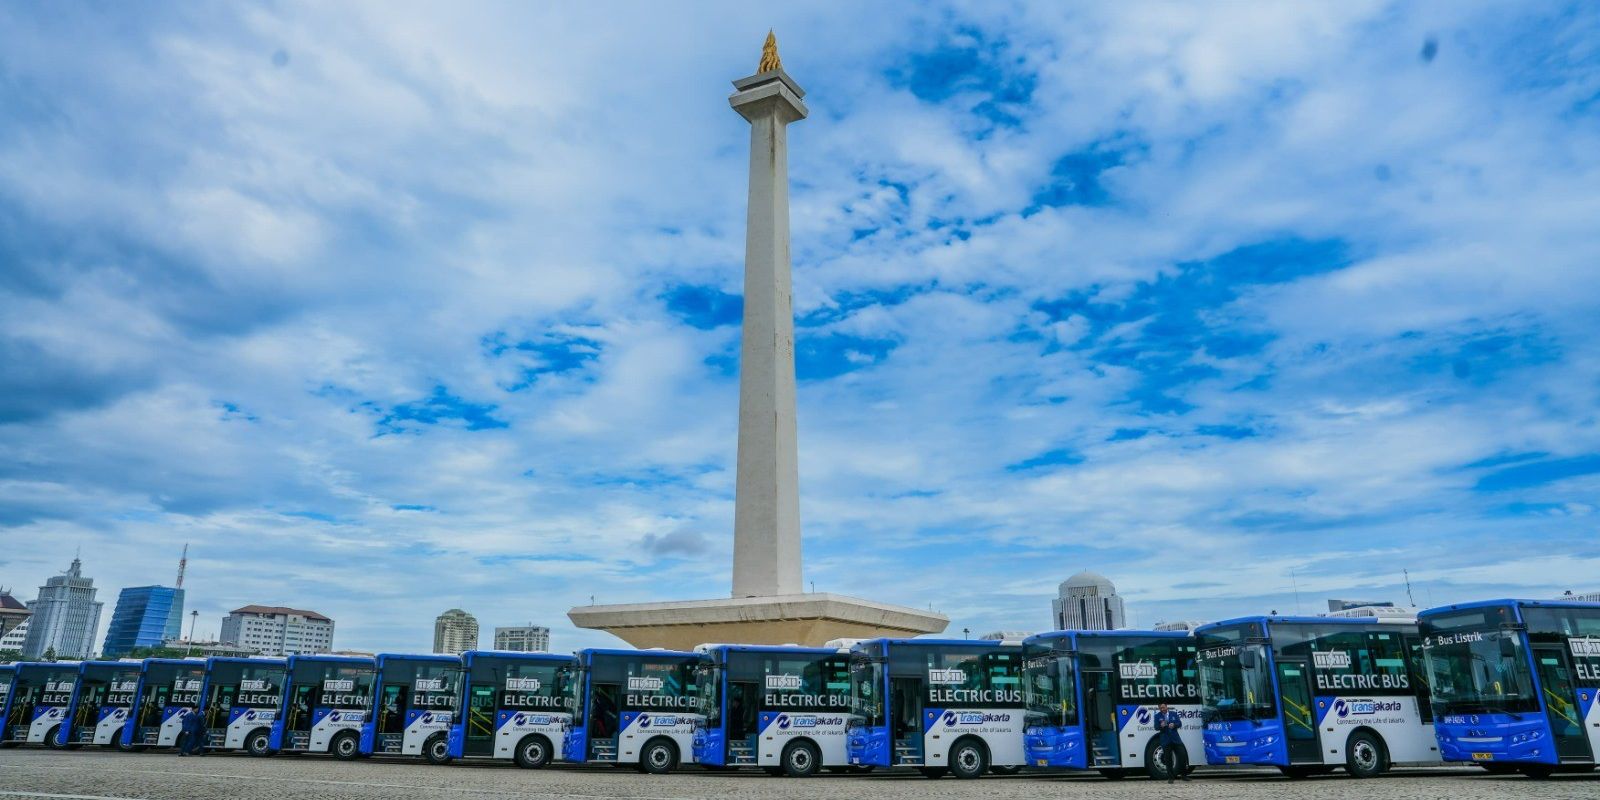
[1312,651,1352,670]
[415,678,448,692]
[942,711,1012,726]
[241,680,270,692]
[1333,699,1403,718]
[505,678,541,692]
[628,676,664,692]
[928,669,967,685]
[776,714,842,729]
[1570,638,1600,658]
[638,714,681,728]
[766,674,803,691]
[1120,661,1157,681]
[324,679,355,692]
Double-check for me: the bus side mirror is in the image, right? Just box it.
[1498,637,1516,659]
[1240,650,1258,669]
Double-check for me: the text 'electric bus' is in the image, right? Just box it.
[444,651,572,768]
[268,655,376,758]
[61,661,141,749]
[692,644,852,776]
[1,662,78,747]
[1420,598,1600,778]
[1022,630,1201,780]
[846,638,1025,779]
[201,657,285,754]
[563,648,701,773]
[122,659,205,749]
[361,653,461,761]
[1196,613,1438,778]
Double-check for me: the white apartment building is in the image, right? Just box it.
[493,624,550,653]
[22,558,104,659]
[1053,571,1126,631]
[432,609,479,655]
[221,605,334,656]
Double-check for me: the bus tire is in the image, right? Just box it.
[918,767,948,779]
[513,734,551,769]
[780,740,821,777]
[948,737,988,780]
[44,727,65,749]
[1098,769,1127,780]
[1344,730,1387,778]
[423,733,452,766]
[639,737,678,775]
[330,731,361,761]
[245,730,273,757]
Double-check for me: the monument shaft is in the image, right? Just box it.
[731,71,807,598]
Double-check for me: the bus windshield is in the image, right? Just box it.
[847,648,884,727]
[1197,626,1276,722]
[1021,651,1077,727]
[693,661,721,726]
[1422,607,1538,715]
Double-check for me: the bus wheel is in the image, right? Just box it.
[44,727,66,750]
[424,734,452,766]
[330,731,361,760]
[1098,769,1127,780]
[918,767,948,779]
[948,738,988,780]
[513,735,550,769]
[639,737,678,775]
[780,740,821,778]
[246,730,273,757]
[1344,731,1387,779]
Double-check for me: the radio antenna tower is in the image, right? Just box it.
[1403,569,1416,607]
[176,543,188,588]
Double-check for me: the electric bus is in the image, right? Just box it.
[563,648,702,773]
[443,651,574,768]
[1196,613,1438,778]
[691,644,853,776]
[200,657,286,754]
[267,654,376,758]
[1419,598,1600,777]
[845,637,1025,779]
[0,662,79,747]
[59,661,142,749]
[122,658,207,749]
[361,653,461,761]
[1021,630,1203,779]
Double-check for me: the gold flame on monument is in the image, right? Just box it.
[759,30,782,73]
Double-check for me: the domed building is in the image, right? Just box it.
[1052,571,1126,630]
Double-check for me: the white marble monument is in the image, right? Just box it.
[568,33,947,649]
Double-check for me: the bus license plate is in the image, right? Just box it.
[1225,756,1241,764]
[1471,753,1494,761]
[1036,759,1047,767]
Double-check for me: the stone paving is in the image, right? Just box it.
[0,749,1595,800]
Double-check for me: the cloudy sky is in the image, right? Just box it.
[3,1,1598,654]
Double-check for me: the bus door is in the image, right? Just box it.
[463,682,496,757]
[890,676,923,762]
[590,682,621,756]
[1532,645,1593,762]
[1274,660,1319,763]
[377,682,407,746]
[1083,670,1117,766]
[287,682,315,735]
[138,682,173,742]
[208,682,236,729]
[726,677,760,758]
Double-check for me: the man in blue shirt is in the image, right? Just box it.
[1153,702,1189,783]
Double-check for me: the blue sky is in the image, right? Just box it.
[2,1,1599,653]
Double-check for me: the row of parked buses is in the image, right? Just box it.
[2,598,1597,780]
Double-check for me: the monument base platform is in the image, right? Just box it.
[567,592,948,650]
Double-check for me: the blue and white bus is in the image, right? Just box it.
[268,655,376,759]
[362,653,461,761]
[1022,630,1202,779]
[692,644,853,776]
[845,638,1025,779]
[200,657,286,755]
[1,662,79,747]
[443,651,573,768]
[60,661,142,749]
[1196,614,1438,778]
[122,658,207,749]
[1419,598,1600,778]
[563,648,702,773]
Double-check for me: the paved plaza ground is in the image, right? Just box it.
[1,750,1596,800]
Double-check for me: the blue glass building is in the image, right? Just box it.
[101,586,185,657]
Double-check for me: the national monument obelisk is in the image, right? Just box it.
[568,33,947,648]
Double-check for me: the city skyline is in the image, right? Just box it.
[3,4,1599,655]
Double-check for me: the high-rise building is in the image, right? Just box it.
[0,589,30,639]
[220,605,334,656]
[22,557,104,659]
[1052,571,1126,631]
[102,587,186,657]
[493,624,549,653]
[433,609,479,654]
[0,617,30,652]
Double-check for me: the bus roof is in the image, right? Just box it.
[461,650,573,666]
[80,660,145,673]
[141,658,210,668]
[1196,615,1415,633]
[285,654,375,666]
[578,648,698,661]
[1419,598,1600,617]
[855,638,1015,649]
[702,644,842,657]
[375,653,461,667]
[1023,629,1192,645]
[204,656,285,666]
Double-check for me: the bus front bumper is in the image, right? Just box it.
[1203,720,1288,766]
[1023,725,1087,769]
[846,724,890,767]
[1433,715,1556,764]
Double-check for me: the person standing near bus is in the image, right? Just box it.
[1153,702,1188,783]
[178,709,205,756]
